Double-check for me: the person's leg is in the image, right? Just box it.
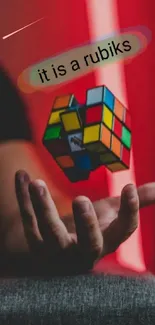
[0,274,155,324]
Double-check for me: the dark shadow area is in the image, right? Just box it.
[0,65,32,141]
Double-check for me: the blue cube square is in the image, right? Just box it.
[75,153,92,170]
[103,87,114,111]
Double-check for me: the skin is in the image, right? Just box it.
[1,169,154,277]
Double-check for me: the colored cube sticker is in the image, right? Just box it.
[114,98,125,121]
[113,116,122,139]
[60,110,82,132]
[44,125,61,140]
[74,152,92,170]
[43,87,132,182]
[56,155,74,168]
[122,127,131,149]
[53,94,78,110]
[103,106,113,130]
[86,86,114,111]
[100,152,118,164]
[48,109,66,125]
[85,105,103,125]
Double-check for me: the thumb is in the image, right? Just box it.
[119,183,139,219]
[103,184,139,255]
[117,184,139,241]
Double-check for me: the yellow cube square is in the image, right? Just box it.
[61,111,81,132]
[83,125,100,144]
[48,109,66,125]
[103,105,113,130]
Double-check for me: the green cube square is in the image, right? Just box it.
[44,125,61,140]
[122,127,131,149]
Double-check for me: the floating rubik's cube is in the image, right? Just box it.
[43,85,132,182]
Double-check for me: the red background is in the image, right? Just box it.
[0,0,155,272]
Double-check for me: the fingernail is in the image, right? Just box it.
[37,186,45,197]
[122,184,135,199]
[18,172,30,184]
[29,183,45,197]
[74,200,90,215]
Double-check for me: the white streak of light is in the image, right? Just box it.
[2,17,45,40]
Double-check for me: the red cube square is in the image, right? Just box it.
[85,105,103,124]
[122,145,130,167]
[124,109,131,130]
[113,116,122,139]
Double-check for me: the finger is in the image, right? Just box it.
[118,184,139,234]
[104,184,139,254]
[15,170,43,250]
[137,183,155,208]
[73,196,103,263]
[29,180,72,252]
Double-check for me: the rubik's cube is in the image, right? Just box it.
[43,85,132,182]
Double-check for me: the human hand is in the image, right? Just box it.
[11,169,145,276]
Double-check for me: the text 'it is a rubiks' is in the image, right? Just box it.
[43,85,132,182]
